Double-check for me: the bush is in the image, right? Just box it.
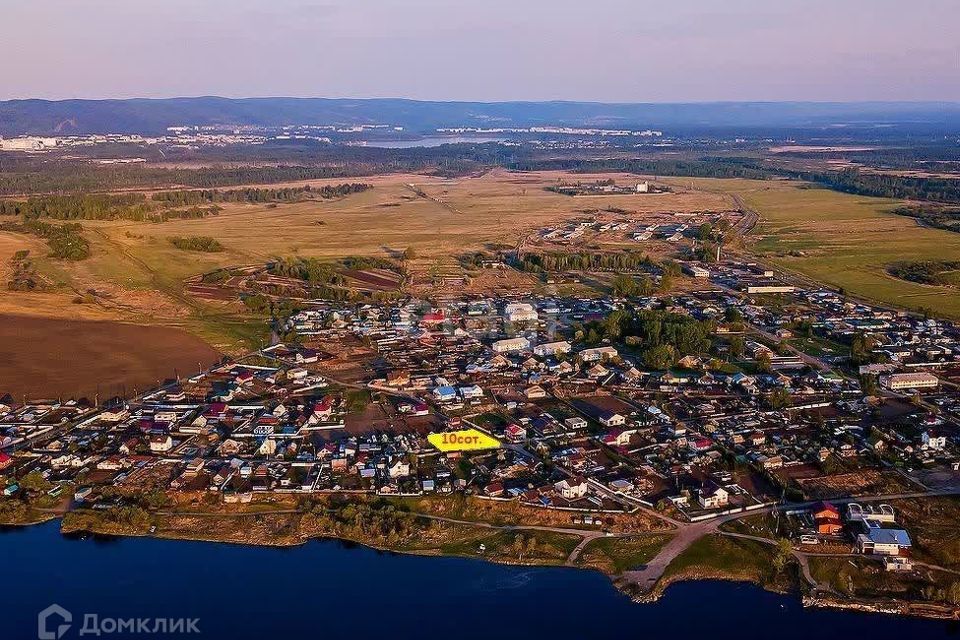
[169,236,224,252]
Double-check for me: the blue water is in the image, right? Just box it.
[356,136,507,148]
[2,521,956,640]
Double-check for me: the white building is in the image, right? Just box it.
[504,302,538,323]
[880,372,939,391]
[492,337,530,353]
[698,486,729,510]
[579,346,618,363]
[554,478,588,500]
[533,340,572,357]
[922,430,947,450]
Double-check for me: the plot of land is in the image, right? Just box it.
[0,314,220,399]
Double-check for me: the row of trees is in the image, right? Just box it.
[150,183,372,206]
[516,250,654,273]
[799,168,960,204]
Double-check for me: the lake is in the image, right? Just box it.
[352,136,508,148]
[2,521,957,639]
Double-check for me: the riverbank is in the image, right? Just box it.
[6,519,955,640]
[6,495,955,621]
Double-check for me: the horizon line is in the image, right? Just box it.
[3,96,960,106]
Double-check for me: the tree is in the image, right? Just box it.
[724,307,744,324]
[644,344,677,370]
[728,336,745,359]
[860,374,878,396]
[612,274,638,297]
[849,333,876,366]
[773,538,793,574]
[756,351,772,373]
[19,470,51,492]
[767,388,792,410]
[697,223,714,242]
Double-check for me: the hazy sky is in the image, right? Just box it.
[5,0,959,102]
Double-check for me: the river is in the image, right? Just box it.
[2,521,957,639]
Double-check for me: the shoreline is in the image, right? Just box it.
[7,511,956,622]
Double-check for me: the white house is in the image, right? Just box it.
[492,337,530,353]
[504,302,538,323]
[599,411,626,427]
[149,434,174,453]
[555,477,588,500]
[698,485,729,509]
[921,430,947,450]
[534,340,572,357]
[459,385,484,400]
[579,346,618,362]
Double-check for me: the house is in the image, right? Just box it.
[580,346,618,363]
[149,434,174,453]
[534,341,572,357]
[524,385,547,399]
[555,477,588,500]
[504,424,527,443]
[598,411,625,427]
[857,529,912,555]
[565,416,588,431]
[459,385,484,400]
[880,371,939,391]
[0,451,12,471]
[587,364,610,379]
[812,501,843,535]
[601,428,636,447]
[504,302,538,323]
[386,370,411,387]
[388,460,411,478]
[922,430,947,450]
[689,437,713,453]
[698,485,729,510]
[492,337,530,353]
[432,386,458,402]
[312,397,335,420]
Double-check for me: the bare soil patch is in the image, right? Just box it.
[0,314,220,400]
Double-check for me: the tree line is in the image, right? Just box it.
[515,250,654,273]
[150,183,372,206]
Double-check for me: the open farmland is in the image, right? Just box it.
[0,315,220,400]
[665,177,960,318]
[0,170,729,348]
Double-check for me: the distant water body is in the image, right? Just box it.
[2,521,956,639]
[354,136,507,148]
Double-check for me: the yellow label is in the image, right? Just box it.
[428,429,500,452]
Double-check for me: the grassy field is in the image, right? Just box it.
[667,177,960,318]
[0,170,725,353]
[576,534,673,574]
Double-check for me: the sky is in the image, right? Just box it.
[4,0,960,102]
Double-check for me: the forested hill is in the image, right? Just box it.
[2,97,960,136]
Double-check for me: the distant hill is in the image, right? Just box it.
[1,97,960,136]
